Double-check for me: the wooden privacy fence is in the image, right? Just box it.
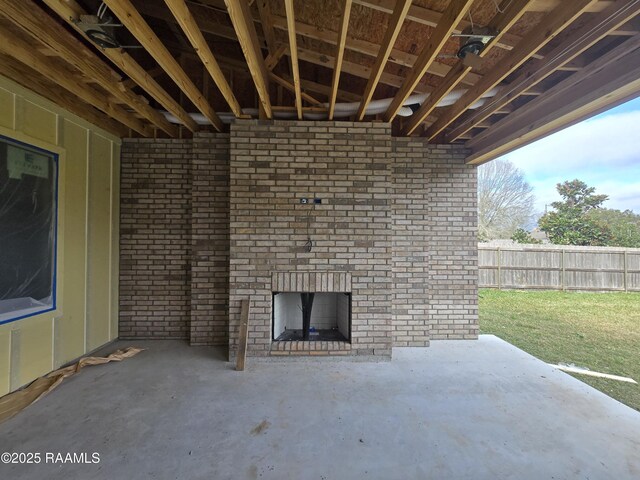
[479,244,640,292]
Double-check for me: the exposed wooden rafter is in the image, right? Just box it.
[466,34,640,164]
[445,0,640,141]
[401,0,532,136]
[283,0,302,119]
[102,0,223,131]
[0,54,129,137]
[255,0,277,54]
[356,0,411,120]
[383,0,474,122]
[269,72,323,106]
[354,0,534,56]
[42,0,198,132]
[297,47,432,94]
[164,0,244,117]
[328,0,353,120]
[0,28,152,136]
[225,0,272,118]
[0,0,178,137]
[424,0,596,140]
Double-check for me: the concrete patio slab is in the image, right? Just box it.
[0,335,638,480]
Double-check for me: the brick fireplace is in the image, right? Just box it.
[119,120,478,360]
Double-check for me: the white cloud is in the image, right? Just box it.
[497,108,640,214]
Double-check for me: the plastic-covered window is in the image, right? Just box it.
[0,136,58,324]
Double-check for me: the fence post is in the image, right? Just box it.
[624,250,628,292]
[561,248,566,291]
[497,247,501,290]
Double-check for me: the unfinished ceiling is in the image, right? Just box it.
[0,0,639,163]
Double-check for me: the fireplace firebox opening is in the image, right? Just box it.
[272,292,351,342]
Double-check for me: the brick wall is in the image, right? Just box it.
[120,134,230,344]
[191,133,230,345]
[426,145,479,339]
[391,139,477,344]
[229,121,393,358]
[119,122,478,351]
[120,139,192,339]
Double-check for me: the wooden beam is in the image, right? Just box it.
[269,14,481,83]
[103,0,223,130]
[300,78,361,103]
[265,44,288,71]
[425,0,595,140]
[141,1,482,85]
[0,54,129,137]
[383,0,474,122]
[269,72,322,106]
[328,0,353,119]
[225,0,272,118]
[466,36,640,165]
[236,299,249,371]
[164,0,243,117]
[297,47,431,94]
[356,0,411,120]
[43,0,198,132]
[0,0,178,137]
[401,0,532,135]
[445,0,640,141]
[0,29,152,136]
[353,0,530,57]
[255,0,277,54]
[283,0,302,118]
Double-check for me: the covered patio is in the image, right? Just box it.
[1,336,639,479]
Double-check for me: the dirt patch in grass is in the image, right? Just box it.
[480,289,640,412]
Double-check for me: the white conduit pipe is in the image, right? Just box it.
[162,88,498,125]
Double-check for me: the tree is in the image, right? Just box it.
[587,208,640,248]
[478,159,535,240]
[511,228,541,244]
[538,179,611,246]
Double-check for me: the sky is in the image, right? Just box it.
[497,96,640,217]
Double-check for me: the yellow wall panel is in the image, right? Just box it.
[86,132,113,351]
[15,316,53,389]
[0,331,10,396]
[56,119,89,364]
[0,75,120,394]
[0,87,14,129]
[21,99,58,145]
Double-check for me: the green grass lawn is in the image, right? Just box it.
[479,289,640,412]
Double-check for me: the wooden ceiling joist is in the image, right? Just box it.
[401,0,532,136]
[296,47,431,94]
[102,0,223,131]
[466,34,640,164]
[255,0,277,55]
[0,54,129,137]
[328,0,353,120]
[300,79,361,103]
[269,73,322,106]
[268,14,481,84]
[424,0,596,141]
[0,28,152,136]
[356,0,412,121]
[445,0,640,141]
[42,0,198,132]
[265,44,288,71]
[353,0,527,56]
[283,0,302,119]
[164,0,243,117]
[140,2,482,86]
[224,0,272,118]
[383,0,475,123]
[0,0,177,138]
